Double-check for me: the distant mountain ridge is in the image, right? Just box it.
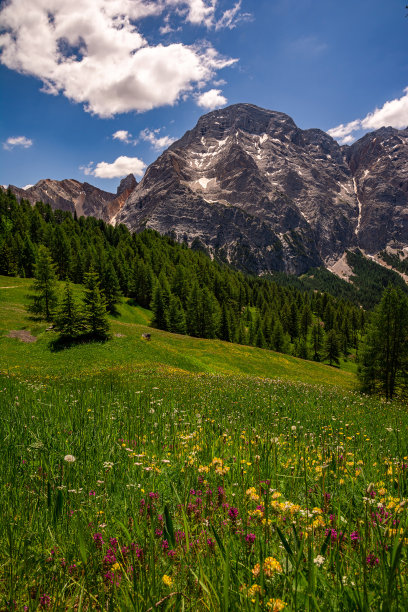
[5,103,408,275]
[4,174,137,224]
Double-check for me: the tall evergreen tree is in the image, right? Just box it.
[168,295,187,334]
[55,281,82,337]
[151,284,169,331]
[272,319,285,353]
[101,261,122,314]
[359,286,408,399]
[28,245,59,321]
[82,268,110,338]
[324,329,340,366]
[219,302,232,342]
[311,322,324,361]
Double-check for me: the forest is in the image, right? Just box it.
[1,189,368,364]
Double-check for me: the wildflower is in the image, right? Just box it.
[266,598,286,611]
[264,556,283,576]
[39,594,51,609]
[247,584,263,600]
[350,531,361,543]
[93,533,104,549]
[313,555,325,567]
[245,533,256,545]
[111,562,121,571]
[64,454,76,463]
[162,574,173,587]
[228,506,239,520]
[366,553,379,568]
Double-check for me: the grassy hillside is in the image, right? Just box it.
[0,275,356,389]
[3,276,408,610]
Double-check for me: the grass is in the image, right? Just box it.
[0,276,355,389]
[2,276,407,610]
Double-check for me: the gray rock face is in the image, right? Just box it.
[117,104,366,274]
[6,178,123,223]
[345,127,408,253]
[117,174,137,196]
[6,104,408,275]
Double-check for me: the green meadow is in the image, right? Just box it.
[1,277,408,611]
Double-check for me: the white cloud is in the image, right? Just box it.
[0,0,238,118]
[196,88,227,109]
[80,156,146,179]
[215,1,251,30]
[140,128,176,150]
[112,130,137,145]
[3,135,33,150]
[328,87,408,144]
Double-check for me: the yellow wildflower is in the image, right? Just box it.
[162,574,173,587]
[266,598,286,611]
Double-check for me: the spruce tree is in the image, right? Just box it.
[101,262,122,314]
[359,286,408,399]
[324,329,340,366]
[151,284,169,331]
[219,302,232,342]
[55,281,82,338]
[168,295,187,334]
[311,322,324,361]
[272,319,285,353]
[82,268,110,338]
[28,245,59,321]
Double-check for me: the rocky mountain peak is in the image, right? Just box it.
[117,174,137,196]
[116,103,408,275]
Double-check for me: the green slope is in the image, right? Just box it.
[0,275,356,389]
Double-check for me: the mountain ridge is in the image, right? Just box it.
[5,103,408,275]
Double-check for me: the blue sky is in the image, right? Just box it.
[0,0,407,192]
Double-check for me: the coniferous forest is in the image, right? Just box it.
[0,189,368,363]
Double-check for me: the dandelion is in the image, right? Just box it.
[64,454,76,463]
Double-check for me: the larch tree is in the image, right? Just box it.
[359,286,408,399]
[28,245,59,321]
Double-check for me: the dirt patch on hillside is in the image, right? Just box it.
[327,252,354,282]
[8,330,37,343]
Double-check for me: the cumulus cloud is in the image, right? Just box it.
[140,128,176,150]
[328,87,408,144]
[3,136,33,150]
[197,88,227,109]
[0,0,239,118]
[112,130,137,145]
[80,156,146,179]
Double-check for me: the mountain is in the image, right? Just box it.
[117,104,408,274]
[5,104,408,275]
[4,175,137,224]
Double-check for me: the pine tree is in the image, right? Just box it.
[200,287,219,339]
[358,286,408,399]
[55,281,82,337]
[272,319,285,353]
[168,295,187,334]
[82,268,110,338]
[219,302,232,342]
[101,261,122,314]
[185,283,202,337]
[151,284,169,331]
[311,322,324,361]
[324,329,340,366]
[300,303,312,338]
[28,245,59,321]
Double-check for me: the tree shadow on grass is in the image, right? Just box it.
[49,333,110,352]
